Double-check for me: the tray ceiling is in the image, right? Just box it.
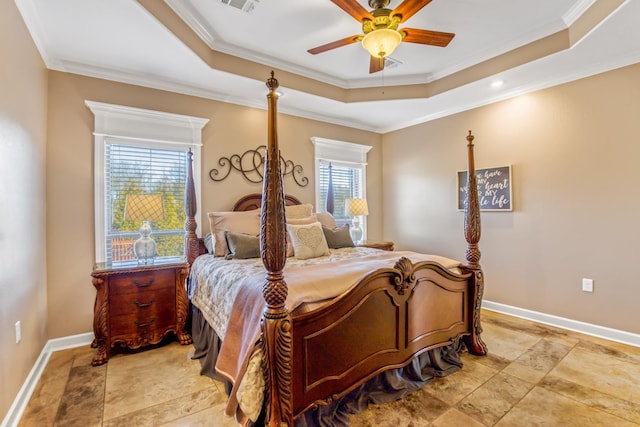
[16,0,640,132]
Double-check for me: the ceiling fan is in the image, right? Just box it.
[308,0,455,74]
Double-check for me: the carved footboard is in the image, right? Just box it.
[291,258,477,418]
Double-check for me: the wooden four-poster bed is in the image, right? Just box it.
[184,72,487,426]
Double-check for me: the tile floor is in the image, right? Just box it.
[18,311,640,426]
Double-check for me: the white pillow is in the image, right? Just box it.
[207,209,260,257]
[285,215,318,257]
[315,212,337,229]
[285,203,313,219]
[287,215,317,225]
[286,222,330,260]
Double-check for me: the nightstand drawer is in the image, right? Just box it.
[110,309,176,338]
[109,269,175,296]
[109,287,175,317]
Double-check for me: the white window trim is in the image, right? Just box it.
[311,137,372,240]
[86,101,208,263]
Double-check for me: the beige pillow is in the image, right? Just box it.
[285,203,313,219]
[285,215,318,257]
[286,222,330,260]
[315,212,337,229]
[287,215,318,225]
[207,209,260,257]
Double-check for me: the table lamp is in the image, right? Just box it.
[124,194,165,264]
[345,198,368,244]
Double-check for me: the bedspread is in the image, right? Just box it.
[188,248,463,423]
[188,247,385,340]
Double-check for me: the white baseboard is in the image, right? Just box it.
[45,332,94,353]
[482,300,640,348]
[1,332,94,427]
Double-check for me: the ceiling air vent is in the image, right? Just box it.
[384,56,403,69]
[219,0,259,13]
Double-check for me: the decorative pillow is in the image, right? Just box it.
[224,231,260,260]
[315,212,337,229]
[286,222,330,260]
[207,209,260,256]
[322,225,354,249]
[285,215,318,257]
[285,203,313,219]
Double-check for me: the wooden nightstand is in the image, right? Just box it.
[358,240,394,251]
[90,260,191,366]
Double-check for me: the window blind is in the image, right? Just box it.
[318,160,363,224]
[105,143,187,264]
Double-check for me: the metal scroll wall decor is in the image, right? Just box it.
[208,145,309,187]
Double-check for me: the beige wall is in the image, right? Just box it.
[0,0,49,418]
[382,63,640,335]
[46,72,382,339]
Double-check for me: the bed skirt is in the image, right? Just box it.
[190,306,464,426]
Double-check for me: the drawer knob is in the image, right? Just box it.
[133,278,155,288]
[135,317,156,328]
[134,298,155,308]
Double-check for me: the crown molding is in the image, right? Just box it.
[51,59,383,133]
[278,104,382,134]
[53,58,266,108]
[15,0,53,68]
[563,0,598,25]
[381,46,640,133]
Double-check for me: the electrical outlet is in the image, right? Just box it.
[582,278,594,293]
[15,321,21,343]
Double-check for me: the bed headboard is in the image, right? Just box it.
[233,193,301,212]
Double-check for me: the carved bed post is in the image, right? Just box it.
[184,149,200,265]
[462,131,488,355]
[261,72,293,426]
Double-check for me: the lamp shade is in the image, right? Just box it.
[124,194,165,222]
[361,29,402,58]
[345,198,369,216]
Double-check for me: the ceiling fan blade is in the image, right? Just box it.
[330,0,373,21]
[307,35,362,55]
[391,0,433,22]
[401,28,455,47]
[369,56,385,74]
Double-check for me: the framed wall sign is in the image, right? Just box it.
[457,165,512,211]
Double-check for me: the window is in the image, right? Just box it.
[311,137,372,236]
[87,101,208,265]
[317,161,364,227]
[104,143,187,263]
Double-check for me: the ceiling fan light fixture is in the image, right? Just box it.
[361,28,402,58]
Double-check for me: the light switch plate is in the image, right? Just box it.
[582,278,593,292]
[15,321,21,343]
